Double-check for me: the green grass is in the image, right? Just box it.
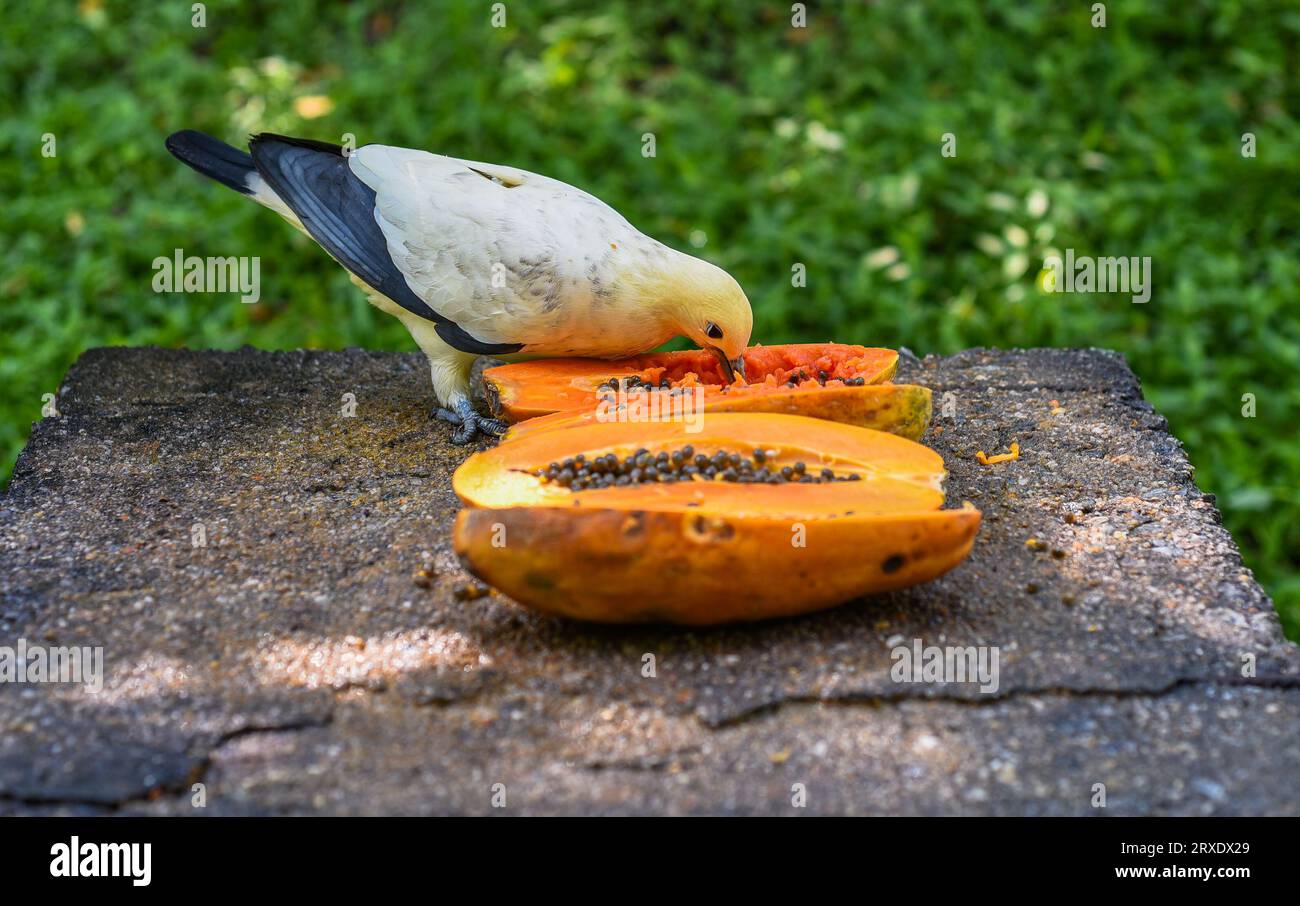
[3,0,1298,634]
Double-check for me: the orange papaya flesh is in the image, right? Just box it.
[454,413,947,517]
[502,382,933,443]
[452,413,980,624]
[482,343,899,422]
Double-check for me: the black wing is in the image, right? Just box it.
[247,134,524,355]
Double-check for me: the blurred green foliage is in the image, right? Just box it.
[2,1,1297,633]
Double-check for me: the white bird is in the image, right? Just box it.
[165,131,753,442]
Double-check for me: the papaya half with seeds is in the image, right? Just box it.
[452,413,980,625]
[502,382,933,443]
[482,343,899,422]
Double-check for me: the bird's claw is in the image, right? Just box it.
[434,399,508,444]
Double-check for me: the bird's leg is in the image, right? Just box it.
[434,397,508,445]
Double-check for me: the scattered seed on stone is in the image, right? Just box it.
[453,581,491,601]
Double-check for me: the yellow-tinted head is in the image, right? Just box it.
[660,253,753,381]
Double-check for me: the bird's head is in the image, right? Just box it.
[658,253,753,383]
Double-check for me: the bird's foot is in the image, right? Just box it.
[434,398,508,445]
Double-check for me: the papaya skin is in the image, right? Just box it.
[502,382,933,443]
[454,505,981,625]
[483,343,899,422]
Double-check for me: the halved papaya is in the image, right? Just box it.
[482,343,900,422]
[502,382,933,443]
[453,413,980,624]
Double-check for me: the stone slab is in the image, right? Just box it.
[1,346,1295,814]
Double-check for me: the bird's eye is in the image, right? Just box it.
[706,322,724,340]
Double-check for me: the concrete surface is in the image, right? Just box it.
[1,345,1296,815]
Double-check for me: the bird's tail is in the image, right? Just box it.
[165,130,256,196]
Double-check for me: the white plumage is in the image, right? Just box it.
[351,146,689,354]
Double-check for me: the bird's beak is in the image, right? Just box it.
[708,346,747,384]
[729,355,747,383]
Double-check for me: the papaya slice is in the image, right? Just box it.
[502,382,933,443]
[453,413,980,624]
[482,343,899,422]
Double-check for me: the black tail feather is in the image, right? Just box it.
[249,132,345,157]
[165,130,255,195]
